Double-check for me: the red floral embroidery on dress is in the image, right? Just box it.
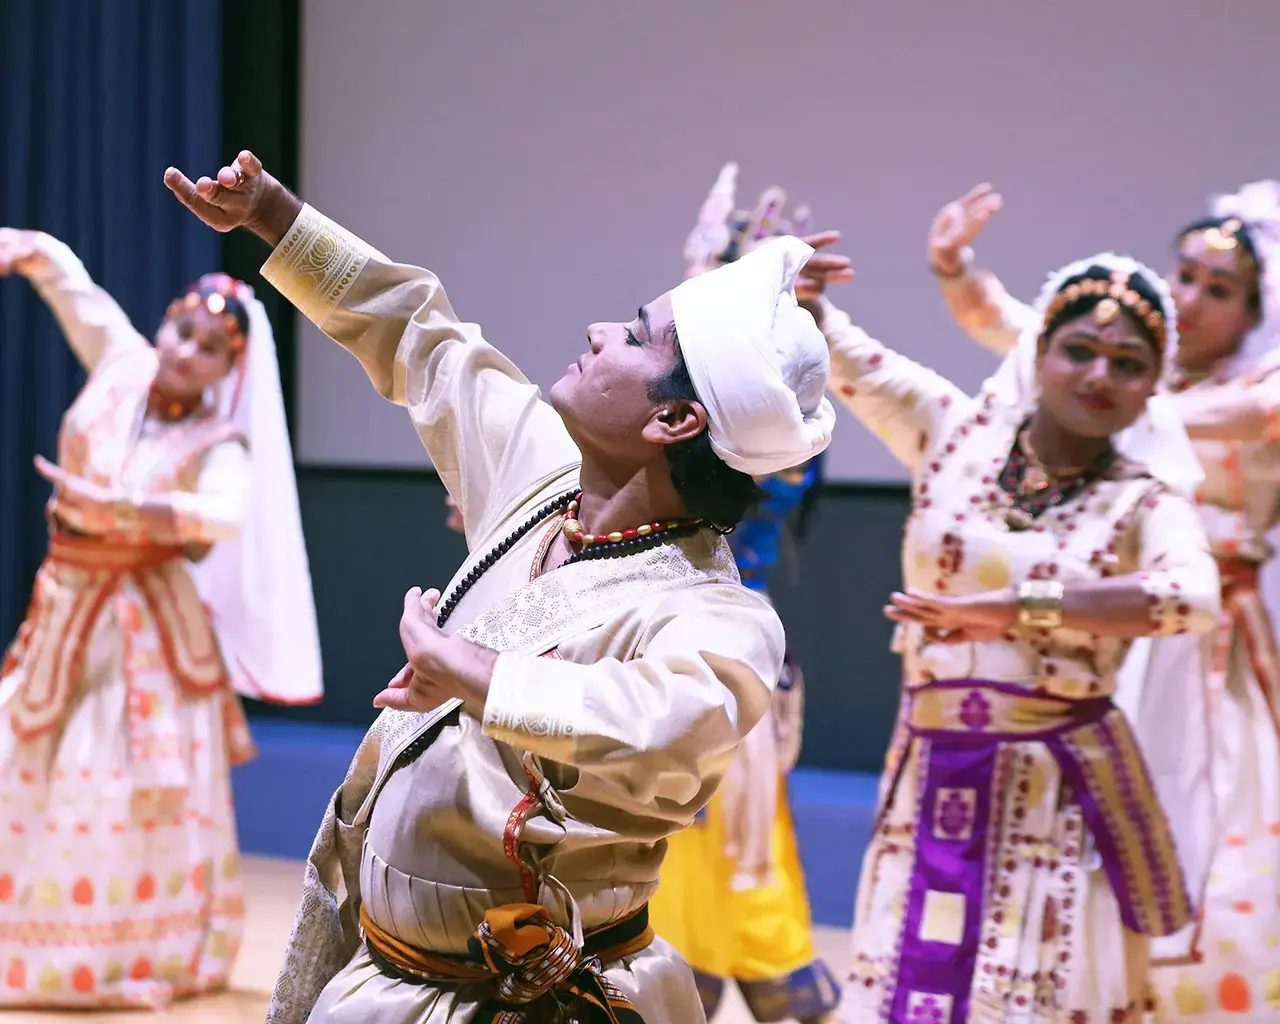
[932,532,965,592]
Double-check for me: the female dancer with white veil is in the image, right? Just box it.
[931,181,1280,1019]
[810,245,1219,1020]
[0,228,321,1009]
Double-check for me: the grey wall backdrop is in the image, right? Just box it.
[241,0,1280,772]
[292,0,1280,481]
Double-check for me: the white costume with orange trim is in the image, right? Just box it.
[0,235,319,1008]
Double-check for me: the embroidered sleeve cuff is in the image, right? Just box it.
[481,652,581,762]
[1138,571,1217,637]
[260,204,372,328]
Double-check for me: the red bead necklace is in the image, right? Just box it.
[560,493,702,547]
[146,385,203,422]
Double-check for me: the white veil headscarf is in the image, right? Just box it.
[189,280,323,705]
[1209,180,1280,373]
[983,251,1203,498]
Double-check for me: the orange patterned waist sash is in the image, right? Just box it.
[360,902,652,1023]
[4,534,227,743]
[47,532,185,571]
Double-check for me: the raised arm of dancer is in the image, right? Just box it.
[0,228,148,371]
[929,184,1039,357]
[165,152,579,541]
[817,295,970,473]
[1169,368,1280,443]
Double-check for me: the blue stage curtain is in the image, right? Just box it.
[0,0,221,640]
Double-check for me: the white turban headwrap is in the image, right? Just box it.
[669,235,836,476]
[189,283,323,705]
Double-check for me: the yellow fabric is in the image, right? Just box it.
[649,782,814,982]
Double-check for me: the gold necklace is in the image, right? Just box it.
[1016,428,1090,499]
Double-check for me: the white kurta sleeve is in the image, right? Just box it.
[23,233,150,372]
[937,267,1039,358]
[166,438,252,544]
[261,204,581,540]
[1134,487,1221,637]
[1169,366,1280,444]
[481,584,782,817]
[820,297,973,473]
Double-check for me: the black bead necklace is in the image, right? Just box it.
[435,489,705,628]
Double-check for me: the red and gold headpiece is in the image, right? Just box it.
[1039,266,1167,353]
[167,272,250,357]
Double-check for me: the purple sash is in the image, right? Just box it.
[886,680,1191,1024]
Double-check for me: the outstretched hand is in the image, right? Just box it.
[34,455,118,534]
[164,150,301,246]
[928,183,1002,277]
[795,230,854,325]
[0,228,47,278]
[884,586,1017,644]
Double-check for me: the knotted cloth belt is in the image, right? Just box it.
[360,902,653,1023]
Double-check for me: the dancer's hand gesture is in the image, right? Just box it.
[164,150,301,246]
[378,587,497,718]
[884,586,1017,644]
[928,184,1002,278]
[0,228,48,278]
[34,455,117,534]
[794,231,854,327]
[378,587,451,710]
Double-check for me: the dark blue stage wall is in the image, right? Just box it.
[259,471,910,776]
[0,1,222,640]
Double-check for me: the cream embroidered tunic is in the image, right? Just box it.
[260,206,784,1024]
[0,237,253,1010]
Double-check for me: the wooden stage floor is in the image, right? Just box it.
[24,856,851,1024]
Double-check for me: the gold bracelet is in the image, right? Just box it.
[1017,579,1064,630]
